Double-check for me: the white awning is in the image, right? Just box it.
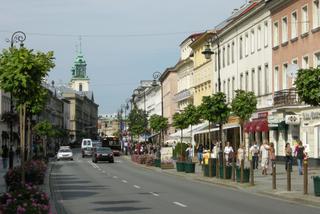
[193,123,240,135]
[169,122,209,139]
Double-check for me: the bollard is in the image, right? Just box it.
[232,158,235,181]
[272,161,276,190]
[250,160,254,186]
[240,159,244,183]
[223,154,227,179]
[304,159,308,195]
[287,161,291,191]
[216,158,219,178]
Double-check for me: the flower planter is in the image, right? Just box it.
[161,163,174,169]
[236,167,250,183]
[176,161,185,172]
[313,176,320,197]
[155,159,161,168]
[184,162,195,173]
[203,159,216,177]
[219,165,232,179]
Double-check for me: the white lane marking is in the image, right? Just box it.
[115,160,122,163]
[113,176,118,179]
[150,192,159,197]
[133,185,141,189]
[122,180,128,183]
[173,202,187,208]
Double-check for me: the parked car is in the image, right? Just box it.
[57,148,73,161]
[92,147,114,163]
[81,139,93,158]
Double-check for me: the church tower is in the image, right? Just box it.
[69,40,90,92]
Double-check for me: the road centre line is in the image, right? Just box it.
[122,180,128,183]
[113,176,118,179]
[150,192,159,197]
[173,202,187,208]
[133,185,141,189]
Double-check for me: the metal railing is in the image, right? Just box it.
[273,88,300,106]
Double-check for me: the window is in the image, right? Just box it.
[223,47,226,68]
[264,64,269,94]
[257,66,262,96]
[251,69,255,94]
[302,55,309,68]
[313,0,320,29]
[245,33,249,56]
[79,83,83,92]
[302,5,309,34]
[227,45,230,65]
[215,52,218,71]
[274,66,279,91]
[291,11,298,39]
[273,21,279,47]
[231,42,235,63]
[282,17,288,43]
[215,83,218,93]
[239,37,243,59]
[292,58,298,65]
[245,72,249,91]
[240,73,243,90]
[283,63,288,89]
[264,21,269,47]
[251,30,255,53]
[232,77,235,99]
[227,79,230,102]
[257,26,262,50]
[314,52,320,67]
[223,80,226,94]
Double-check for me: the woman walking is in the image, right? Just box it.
[294,140,305,175]
[285,143,292,172]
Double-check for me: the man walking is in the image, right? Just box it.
[249,142,259,169]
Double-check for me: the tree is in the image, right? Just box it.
[231,90,257,148]
[33,120,54,157]
[183,104,201,146]
[149,114,168,145]
[0,46,55,183]
[128,106,147,141]
[295,68,320,106]
[198,92,230,149]
[172,111,188,160]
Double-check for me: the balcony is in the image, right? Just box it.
[273,88,301,106]
[174,89,192,102]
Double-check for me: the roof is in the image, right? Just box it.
[179,32,205,47]
[158,67,176,82]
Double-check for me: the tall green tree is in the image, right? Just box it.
[33,120,54,157]
[0,46,55,183]
[295,68,320,106]
[128,106,147,141]
[198,92,230,150]
[172,111,188,160]
[149,114,168,145]
[184,104,201,146]
[231,90,257,148]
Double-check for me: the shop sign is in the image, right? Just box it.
[285,115,300,125]
[268,115,283,124]
[302,111,320,121]
[258,112,268,119]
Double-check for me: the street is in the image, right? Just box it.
[50,149,320,214]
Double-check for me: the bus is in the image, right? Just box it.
[102,136,121,156]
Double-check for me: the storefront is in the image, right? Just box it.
[244,112,269,147]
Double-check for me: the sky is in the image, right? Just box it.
[0,0,246,114]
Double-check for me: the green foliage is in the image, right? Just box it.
[33,120,54,137]
[0,47,55,107]
[295,68,320,106]
[184,104,201,127]
[128,107,147,137]
[172,112,188,130]
[231,90,257,122]
[198,92,230,124]
[173,142,188,160]
[149,114,168,133]
[27,87,48,115]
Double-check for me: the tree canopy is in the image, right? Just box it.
[231,90,257,122]
[295,68,320,106]
[183,104,201,127]
[172,112,188,130]
[149,114,168,133]
[128,106,147,137]
[33,120,54,138]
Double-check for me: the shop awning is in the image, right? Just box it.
[256,120,269,132]
[245,119,269,133]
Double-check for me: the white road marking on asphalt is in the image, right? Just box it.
[122,180,128,183]
[173,202,187,208]
[113,176,118,179]
[133,185,141,189]
[150,192,159,197]
[115,160,122,163]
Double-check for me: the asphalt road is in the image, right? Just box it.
[50,149,320,214]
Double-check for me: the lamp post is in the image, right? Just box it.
[7,31,26,147]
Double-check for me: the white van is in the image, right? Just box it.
[81,139,93,157]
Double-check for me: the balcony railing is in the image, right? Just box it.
[174,89,192,102]
[273,88,301,106]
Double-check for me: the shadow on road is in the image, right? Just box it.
[93,206,151,212]
[92,200,140,205]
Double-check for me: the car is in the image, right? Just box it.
[92,147,114,163]
[112,149,121,156]
[81,139,93,158]
[57,148,73,161]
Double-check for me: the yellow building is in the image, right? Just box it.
[190,31,215,106]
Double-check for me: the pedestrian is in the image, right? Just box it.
[185,144,193,162]
[285,142,292,172]
[237,144,245,166]
[224,141,234,166]
[269,142,276,174]
[2,145,8,169]
[249,141,259,169]
[294,140,305,175]
[197,143,204,165]
[9,146,14,169]
[260,140,270,175]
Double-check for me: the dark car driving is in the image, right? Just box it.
[92,147,114,163]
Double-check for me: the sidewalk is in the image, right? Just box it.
[124,155,320,207]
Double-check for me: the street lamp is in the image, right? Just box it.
[6,31,26,146]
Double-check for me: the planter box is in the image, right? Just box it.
[184,162,195,173]
[219,165,232,179]
[161,163,174,169]
[176,162,185,172]
[203,159,217,177]
[313,176,320,197]
[236,167,250,183]
[155,159,161,167]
